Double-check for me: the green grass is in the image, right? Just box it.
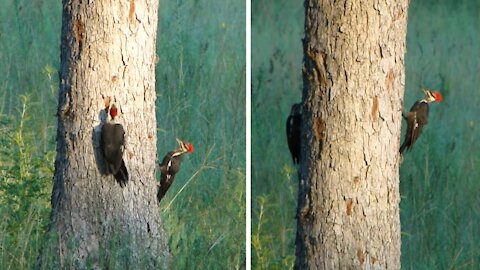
[156,1,245,269]
[0,0,245,269]
[252,0,480,269]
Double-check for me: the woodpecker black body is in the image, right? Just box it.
[101,103,128,187]
[157,139,194,202]
[400,89,443,154]
[286,103,302,164]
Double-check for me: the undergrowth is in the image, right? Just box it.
[0,97,53,269]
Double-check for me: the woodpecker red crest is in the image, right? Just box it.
[109,105,119,119]
[186,143,194,153]
[433,92,443,102]
[157,138,194,202]
[400,89,443,154]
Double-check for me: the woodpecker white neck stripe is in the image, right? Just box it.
[172,151,183,157]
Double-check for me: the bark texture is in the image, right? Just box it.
[38,0,167,268]
[295,1,409,269]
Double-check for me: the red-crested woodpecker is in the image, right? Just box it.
[400,89,443,154]
[157,138,194,202]
[101,103,128,187]
[286,103,302,164]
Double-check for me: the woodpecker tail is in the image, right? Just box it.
[114,160,129,187]
[157,183,167,203]
[157,174,174,203]
[157,186,165,203]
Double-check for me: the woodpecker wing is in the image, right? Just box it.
[101,123,126,171]
[400,101,429,153]
[159,151,178,174]
[101,122,128,186]
[157,173,174,202]
[157,150,186,202]
[408,101,429,149]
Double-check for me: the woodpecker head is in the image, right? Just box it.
[290,103,302,116]
[109,104,119,119]
[422,89,443,103]
[176,138,194,154]
[106,103,122,121]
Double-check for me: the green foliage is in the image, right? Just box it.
[252,0,480,269]
[0,96,53,269]
[0,0,245,269]
[252,194,295,270]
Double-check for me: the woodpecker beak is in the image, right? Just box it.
[176,138,187,152]
[104,96,112,111]
[176,138,183,147]
[422,89,433,98]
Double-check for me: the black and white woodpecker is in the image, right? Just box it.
[286,103,302,164]
[157,138,194,202]
[400,88,443,154]
[101,102,129,187]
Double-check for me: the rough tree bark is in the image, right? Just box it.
[37,0,168,269]
[295,1,409,269]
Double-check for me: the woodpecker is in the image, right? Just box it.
[286,103,302,164]
[400,89,443,154]
[101,103,129,187]
[157,138,194,202]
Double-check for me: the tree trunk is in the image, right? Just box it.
[295,1,409,269]
[37,0,167,269]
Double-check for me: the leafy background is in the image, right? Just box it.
[0,0,245,269]
[252,0,480,269]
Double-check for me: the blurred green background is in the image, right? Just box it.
[0,0,245,269]
[252,0,480,269]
